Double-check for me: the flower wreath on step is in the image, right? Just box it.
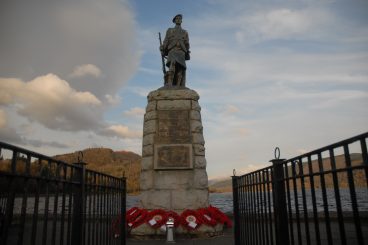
[180,209,202,230]
[126,207,140,222]
[166,211,181,228]
[126,207,148,228]
[146,209,168,229]
[207,205,232,228]
[197,207,217,227]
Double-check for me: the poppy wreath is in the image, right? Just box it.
[123,206,231,230]
[197,208,217,227]
[207,205,232,228]
[146,209,168,229]
[126,207,148,228]
[126,207,140,223]
[180,209,202,230]
[166,211,181,228]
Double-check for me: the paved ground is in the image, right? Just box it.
[5,218,234,245]
[127,227,234,245]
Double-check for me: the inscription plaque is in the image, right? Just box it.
[154,144,193,169]
[156,110,190,144]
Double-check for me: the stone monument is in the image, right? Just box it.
[134,14,218,236]
[140,88,209,212]
[140,14,209,212]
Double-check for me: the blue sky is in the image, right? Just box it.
[0,0,367,178]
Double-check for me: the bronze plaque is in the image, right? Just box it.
[156,110,190,144]
[154,144,193,169]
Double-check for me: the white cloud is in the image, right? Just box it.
[0,74,102,131]
[0,0,139,99]
[124,107,145,118]
[188,3,339,45]
[185,2,368,178]
[70,64,102,78]
[245,8,333,41]
[223,104,240,114]
[1,0,367,180]
[105,124,142,139]
[105,94,122,105]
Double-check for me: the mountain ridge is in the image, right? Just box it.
[53,147,141,193]
[208,153,366,193]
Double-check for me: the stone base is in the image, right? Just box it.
[130,223,224,237]
[141,87,209,212]
[139,188,209,211]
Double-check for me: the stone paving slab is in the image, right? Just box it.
[127,234,234,245]
[127,227,234,245]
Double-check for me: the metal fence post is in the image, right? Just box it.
[71,162,86,245]
[0,151,17,244]
[232,170,240,245]
[271,155,290,245]
[121,177,126,245]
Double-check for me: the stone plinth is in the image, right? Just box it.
[140,87,209,213]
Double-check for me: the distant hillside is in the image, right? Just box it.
[2,150,364,194]
[53,148,141,194]
[209,153,366,193]
[289,153,365,189]
[209,178,232,193]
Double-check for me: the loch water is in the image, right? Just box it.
[7,188,368,215]
[128,188,368,215]
[127,192,234,214]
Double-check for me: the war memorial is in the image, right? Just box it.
[125,14,231,237]
[0,12,365,245]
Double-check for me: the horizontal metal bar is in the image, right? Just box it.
[287,132,368,163]
[0,141,83,170]
[235,167,274,178]
[0,171,81,185]
[283,164,367,180]
[85,169,126,180]
[0,167,124,184]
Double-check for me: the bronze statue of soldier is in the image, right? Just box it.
[160,14,190,87]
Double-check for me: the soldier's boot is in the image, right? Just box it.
[177,71,183,86]
[166,71,174,86]
[181,71,186,87]
[166,61,176,86]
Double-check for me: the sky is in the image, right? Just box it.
[0,0,367,179]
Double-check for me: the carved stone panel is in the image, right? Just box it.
[154,144,193,169]
[156,110,191,144]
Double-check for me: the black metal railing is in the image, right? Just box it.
[0,141,126,245]
[232,132,368,245]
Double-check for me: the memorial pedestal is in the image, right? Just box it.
[140,87,209,213]
[130,87,228,236]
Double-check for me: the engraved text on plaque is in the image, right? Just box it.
[154,144,192,169]
[157,110,190,144]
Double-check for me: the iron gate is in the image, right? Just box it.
[0,141,126,245]
[232,132,368,245]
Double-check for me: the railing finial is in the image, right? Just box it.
[77,151,84,163]
[274,147,281,159]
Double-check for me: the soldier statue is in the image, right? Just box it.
[160,14,190,87]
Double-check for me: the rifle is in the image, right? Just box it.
[158,32,166,74]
